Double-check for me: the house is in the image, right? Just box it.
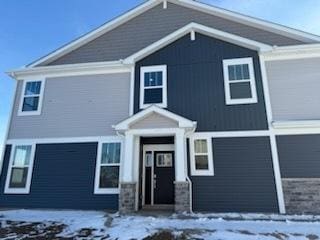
[1,0,320,215]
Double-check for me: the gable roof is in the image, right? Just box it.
[124,22,272,64]
[114,105,197,131]
[27,0,320,68]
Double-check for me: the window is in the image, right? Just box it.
[94,142,122,194]
[18,79,45,116]
[5,144,36,194]
[156,153,173,167]
[140,65,167,109]
[190,136,214,176]
[223,58,257,105]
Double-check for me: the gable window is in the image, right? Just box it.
[5,144,36,194]
[190,136,214,176]
[18,79,45,116]
[140,65,167,109]
[94,141,122,194]
[223,58,257,105]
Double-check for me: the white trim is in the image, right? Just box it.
[222,57,258,105]
[142,144,175,206]
[163,0,167,9]
[190,135,214,176]
[273,120,320,129]
[18,79,46,116]
[274,128,320,136]
[190,30,196,41]
[94,140,123,194]
[190,130,269,138]
[24,0,320,68]
[259,54,285,214]
[4,143,36,194]
[114,105,196,131]
[8,61,131,80]
[7,136,123,145]
[124,23,272,64]
[140,65,167,109]
[129,65,135,116]
[27,0,159,67]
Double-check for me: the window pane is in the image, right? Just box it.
[9,167,28,188]
[144,88,163,104]
[25,81,41,95]
[156,154,172,167]
[228,64,250,81]
[194,140,208,154]
[13,145,32,166]
[99,166,119,188]
[101,143,121,164]
[230,82,252,99]
[144,71,163,87]
[195,155,209,170]
[22,97,39,111]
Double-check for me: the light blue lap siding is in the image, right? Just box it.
[0,143,118,210]
[189,137,278,213]
[8,73,130,139]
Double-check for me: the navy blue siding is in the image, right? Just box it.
[189,137,278,213]
[134,33,268,131]
[0,143,118,210]
[277,135,320,178]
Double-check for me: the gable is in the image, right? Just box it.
[40,2,311,66]
[130,112,178,129]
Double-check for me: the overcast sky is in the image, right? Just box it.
[1,0,320,155]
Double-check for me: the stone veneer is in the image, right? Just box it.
[174,181,190,213]
[119,182,136,214]
[282,179,320,214]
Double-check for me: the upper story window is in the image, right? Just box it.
[222,58,257,105]
[190,136,214,176]
[5,144,36,194]
[18,79,45,116]
[140,65,167,109]
[94,141,122,194]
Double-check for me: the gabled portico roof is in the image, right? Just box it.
[113,105,197,131]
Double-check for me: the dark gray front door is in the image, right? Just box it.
[153,151,175,205]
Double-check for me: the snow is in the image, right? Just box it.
[1,209,320,239]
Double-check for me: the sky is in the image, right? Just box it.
[1,0,320,156]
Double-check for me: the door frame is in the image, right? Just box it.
[142,144,175,206]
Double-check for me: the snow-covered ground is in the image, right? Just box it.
[0,209,320,239]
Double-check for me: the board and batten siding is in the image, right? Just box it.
[134,33,268,131]
[0,143,118,210]
[44,2,307,66]
[8,73,130,139]
[266,58,320,121]
[189,137,279,213]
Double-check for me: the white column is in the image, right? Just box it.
[175,129,187,182]
[122,133,135,183]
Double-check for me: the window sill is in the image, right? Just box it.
[94,188,120,195]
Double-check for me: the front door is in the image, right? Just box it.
[153,151,175,205]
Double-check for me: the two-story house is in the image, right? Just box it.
[2,0,320,214]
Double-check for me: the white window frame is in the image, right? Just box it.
[140,65,167,109]
[190,135,214,176]
[222,57,257,105]
[94,140,123,194]
[4,143,36,194]
[18,79,46,116]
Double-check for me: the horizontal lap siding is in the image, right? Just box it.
[9,73,130,139]
[46,2,306,66]
[277,135,320,178]
[135,33,268,131]
[189,137,278,213]
[0,143,118,210]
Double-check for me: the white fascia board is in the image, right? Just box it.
[124,22,272,64]
[173,0,320,43]
[272,120,320,129]
[27,0,160,67]
[7,61,132,80]
[114,105,196,131]
[262,44,320,61]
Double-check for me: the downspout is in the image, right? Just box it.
[184,124,197,214]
